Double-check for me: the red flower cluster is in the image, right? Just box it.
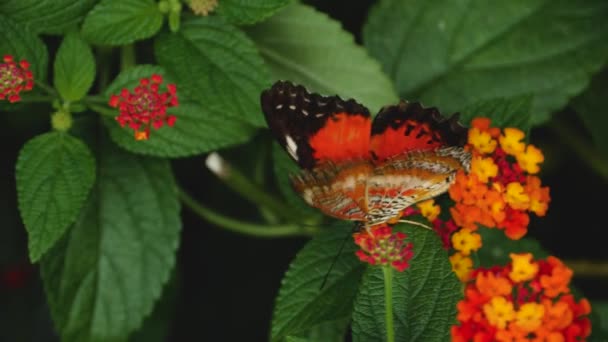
[0,55,33,103]
[353,224,414,272]
[109,74,178,140]
[452,254,591,342]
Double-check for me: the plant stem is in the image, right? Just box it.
[178,187,318,238]
[34,81,57,96]
[565,259,608,277]
[120,44,136,71]
[19,95,54,103]
[205,153,305,222]
[383,266,395,342]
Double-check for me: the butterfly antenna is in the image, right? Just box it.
[319,230,352,290]
[397,219,433,231]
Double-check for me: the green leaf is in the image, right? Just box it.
[247,3,398,114]
[102,65,257,157]
[0,14,48,83]
[591,301,608,339]
[459,95,533,131]
[284,319,349,342]
[271,223,366,342]
[573,70,608,154]
[81,0,163,46]
[363,0,608,125]
[217,0,291,26]
[351,224,461,342]
[0,0,96,34]
[16,132,95,262]
[272,143,323,222]
[54,33,96,101]
[41,138,181,342]
[476,228,549,267]
[155,16,270,127]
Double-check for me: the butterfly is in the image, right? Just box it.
[261,81,471,228]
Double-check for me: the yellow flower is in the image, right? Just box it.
[514,302,545,332]
[499,128,526,155]
[452,228,482,256]
[468,127,497,154]
[483,296,515,329]
[516,144,544,174]
[189,0,218,16]
[417,199,440,221]
[509,253,539,283]
[504,182,530,210]
[471,156,499,183]
[449,252,473,282]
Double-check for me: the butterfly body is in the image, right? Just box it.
[262,81,470,227]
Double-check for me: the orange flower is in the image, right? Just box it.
[514,302,544,332]
[525,176,551,217]
[476,271,513,297]
[471,156,499,183]
[540,257,573,298]
[504,182,530,210]
[417,199,440,222]
[450,252,473,282]
[542,299,573,331]
[483,296,515,329]
[499,208,529,240]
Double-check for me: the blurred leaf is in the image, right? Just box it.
[363,0,608,125]
[591,301,608,340]
[16,132,95,262]
[217,0,291,25]
[271,223,365,342]
[247,3,398,114]
[102,65,257,157]
[81,0,163,46]
[155,16,270,127]
[476,228,549,267]
[54,33,96,101]
[573,70,608,155]
[284,319,348,342]
[272,143,323,222]
[459,95,533,131]
[0,15,48,83]
[41,139,181,342]
[351,224,461,342]
[0,0,96,34]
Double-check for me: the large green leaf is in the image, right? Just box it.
[459,95,533,131]
[0,14,48,83]
[573,70,608,155]
[351,224,461,342]
[476,228,549,267]
[54,33,96,101]
[271,223,365,342]
[247,3,398,114]
[16,132,95,262]
[81,0,163,46]
[41,139,181,342]
[363,0,608,125]
[217,0,291,26]
[102,65,257,157]
[155,16,270,127]
[0,0,96,34]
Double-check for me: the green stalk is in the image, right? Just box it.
[178,187,318,238]
[383,266,395,342]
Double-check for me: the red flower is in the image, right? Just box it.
[353,225,414,272]
[0,55,34,103]
[109,74,178,140]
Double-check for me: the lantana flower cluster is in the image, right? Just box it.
[450,118,550,240]
[109,74,178,140]
[0,55,34,103]
[353,224,414,272]
[452,253,591,342]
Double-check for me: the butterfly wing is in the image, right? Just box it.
[261,80,372,169]
[366,101,470,224]
[261,81,374,221]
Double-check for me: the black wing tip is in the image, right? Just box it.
[373,100,468,146]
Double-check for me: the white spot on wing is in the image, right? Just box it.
[285,135,299,160]
[275,104,283,109]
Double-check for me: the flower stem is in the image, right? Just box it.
[178,187,318,238]
[120,45,136,71]
[34,81,57,96]
[383,266,395,342]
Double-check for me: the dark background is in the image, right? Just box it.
[1,1,606,341]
